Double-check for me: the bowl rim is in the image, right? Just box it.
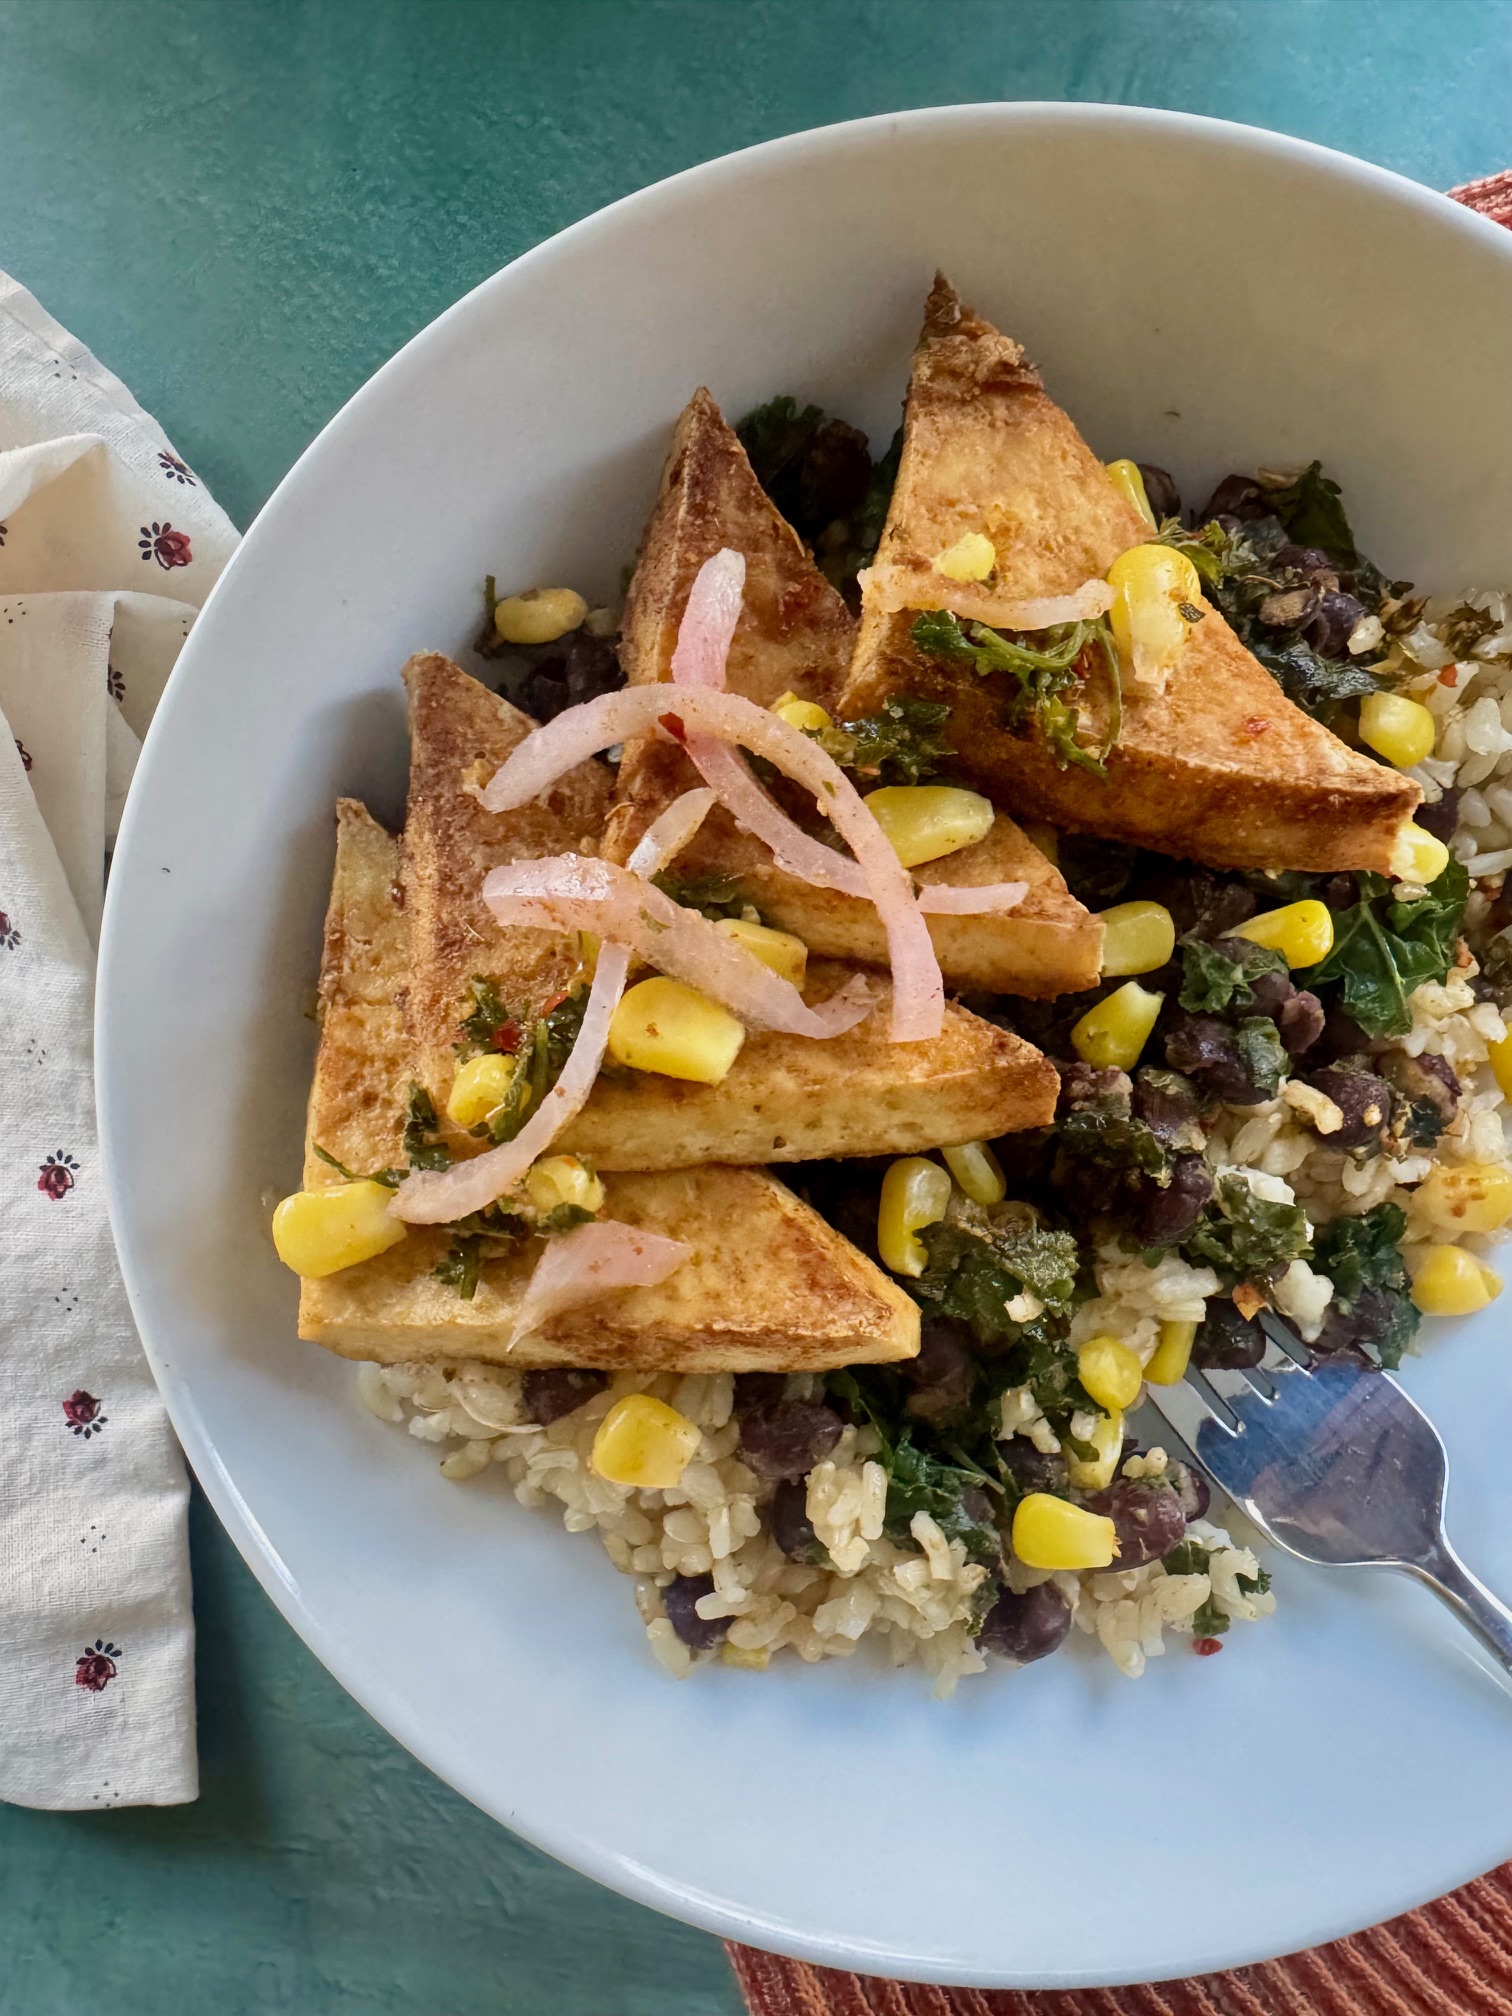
[97,99,1512,1987]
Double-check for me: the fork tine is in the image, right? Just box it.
[1261,1314,1313,1369]
[1142,1370,1234,1452]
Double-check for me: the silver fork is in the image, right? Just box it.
[1144,1327,1512,1677]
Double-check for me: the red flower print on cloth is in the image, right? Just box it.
[0,909,18,950]
[63,1391,107,1438]
[138,521,192,570]
[37,1151,79,1199]
[157,449,196,486]
[75,1641,121,1692]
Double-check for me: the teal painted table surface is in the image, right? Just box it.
[5,4,1512,2011]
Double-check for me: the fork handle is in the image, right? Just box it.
[1412,1540,1512,1678]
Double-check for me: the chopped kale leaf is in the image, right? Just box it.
[432,1202,530,1300]
[1056,1105,1169,1179]
[1055,831,1136,907]
[1312,1202,1420,1369]
[1178,935,1287,1014]
[1251,636,1380,717]
[456,976,519,1060]
[826,1369,1002,1569]
[402,1083,451,1171]
[1191,1596,1231,1638]
[1234,1016,1288,1101]
[1237,1568,1272,1598]
[1303,860,1469,1039]
[1155,516,1255,589]
[1260,460,1359,565]
[915,1199,1081,1345]
[1184,1173,1311,1286]
[735,397,899,600]
[649,868,748,921]
[815,695,955,785]
[311,1143,402,1189]
[910,609,1122,777]
[1162,1538,1208,1577]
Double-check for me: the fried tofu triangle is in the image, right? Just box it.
[402,651,1057,1167]
[298,800,918,1370]
[603,387,1102,998]
[838,277,1421,875]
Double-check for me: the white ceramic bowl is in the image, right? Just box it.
[98,106,1512,1988]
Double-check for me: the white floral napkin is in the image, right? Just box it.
[0,268,237,1808]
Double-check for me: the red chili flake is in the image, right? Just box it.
[1193,1636,1224,1657]
[491,1019,523,1054]
[1242,716,1271,737]
[658,711,687,742]
[1439,667,1459,687]
[539,990,570,1016]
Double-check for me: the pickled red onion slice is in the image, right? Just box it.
[860,563,1114,630]
[916,881,1029,915]
[507,1219,690,1351]
[390,939,633,1224]
[626,787,717,875]
[479,855,876,1039]
[481,685,943,1042]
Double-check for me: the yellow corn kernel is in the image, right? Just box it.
[1077,1336,1144,1412]
[1064,1406,1125,1490]
[941,1140,1007,1206]
[447,1051,518,1128]
[1012,1492,1118,1571]
[1107,542,1205,687]
[877,1156,953,1278]
[1236,898,1335,969]
[1488,1030,1512,1102]
[1070,981,1164,1072]
[934,531,996,581]
[772,691,832,733]
[493,585,588,646]
[1389,821,1451,886]
[524,1154,605,1217]
[864,784,995,869]
[1359,691,1437,770]
[1410,1244,1504,1317]
[607,976,745,1085]
[271,1181,406,1279]
[1414,1161,1512,1236]
[1098,899,1176,978]
[714,916,808,988]
[720,1641,770,1670]
[1106,458,1157,528]
[1145,1319,1197,1386]
[590,1394,701,1489]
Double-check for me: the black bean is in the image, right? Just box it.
[733,1372,788,1416]
[1057,1061,1133,1115]
[1311,1284,1397,1358]
[1169,1460,1211,1522]
[521,1368,608,1424]
[662,1573,729,1651]
[1198,475,1271,523]
[1309,1065,1393,1150]
[1138,862,1257,939]
[1307,589,1365,659]
[1193,1299,1266,1369]
[1258,584,1322,631]
[738,1400,843,1481]
[1132,1153,1214,1247]
[522,632,623,723]
[1136,463,1181,521]
[1382,1049,1460,1143]
[1273,543,1333,577]
[1164,1013,1269,1104]
[1318,872,1360,912]
[1246,969,1294,1019]
[998,1441,1070,1498]
[770,1478,817,1559]
[1416,787,1462,844]
[1132,1068,1206,1148]
[977,1580,1072,1664]
[902,1321,978,1423]
[1083,1478,1189,1568]
[1277,989,1326,1055]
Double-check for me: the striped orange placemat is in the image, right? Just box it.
[724,165,1512,2016]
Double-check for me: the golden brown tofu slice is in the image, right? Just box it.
[603,388,1103,997]
[403,651,1057,1163]
[838,277,1421,875]
[298,800,918,1370]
